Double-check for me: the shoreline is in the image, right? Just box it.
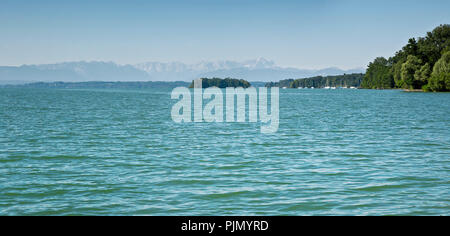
[403,89,425,92]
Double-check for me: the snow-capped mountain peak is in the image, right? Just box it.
[134,58,277,74]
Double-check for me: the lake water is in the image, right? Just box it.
[0,88,449,215]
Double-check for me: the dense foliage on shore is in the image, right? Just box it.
[361,24,450,91]
[188,78,251,88]
[265,73,364,88]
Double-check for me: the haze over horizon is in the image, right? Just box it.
[1,0,449,69]
[0,58,366,83]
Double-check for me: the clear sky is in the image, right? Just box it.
[1,0,449,69]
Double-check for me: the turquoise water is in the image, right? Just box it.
[0,88,449,215]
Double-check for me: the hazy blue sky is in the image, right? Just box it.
[1,0,449,69]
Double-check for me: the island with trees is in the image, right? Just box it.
[361,24,449,92]
[188,78,251,88]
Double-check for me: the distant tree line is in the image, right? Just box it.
[265,73,364,88]
[265,79,294,88]
[189,78,251,88]
[2,81,190,89]
[361,24,450,91]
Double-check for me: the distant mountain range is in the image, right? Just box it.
[0,58,365,84]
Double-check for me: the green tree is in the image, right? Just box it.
[427,51,450,91]
[414,63,431,87]
[404,38,419,57]
[401,55,423,89]
[361,57,394,89]
[417,24,450,66]
[392,61,404,88]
